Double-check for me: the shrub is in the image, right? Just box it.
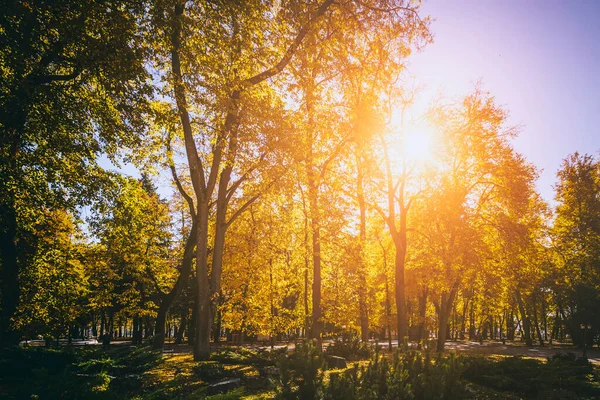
[462,353,600,398]
[193,361,228,382]
[276,340,324,400]
[280,339,466,400]
[325,334,372,361]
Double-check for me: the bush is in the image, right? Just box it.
[277,339,466,400]
[462,353,600,398]
[325,334,372,361]
[276,340,324,399]
[324,344,466,400]
[211,347,278,367]
[193,361,229,382]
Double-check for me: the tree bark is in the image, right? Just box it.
[531,294,544,346]
[394,234,407,341]
[436,283,459,352]
[356,153,369,342]
[153,221,197,349]
[0,205,19,345]
[515,290,533,346]
[417,287,428,348]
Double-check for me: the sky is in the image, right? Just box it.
[407,0,600,204]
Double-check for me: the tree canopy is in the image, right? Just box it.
[1,0,599,367]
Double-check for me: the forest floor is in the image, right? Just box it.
[2,341,600,399]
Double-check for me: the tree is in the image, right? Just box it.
[552,153,600,347]
[15,210,88,343]
[423,88,539,351]
[0,0,150,344]
[88,175,173,344]
[151,0,431,360]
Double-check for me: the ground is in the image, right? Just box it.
[1,340,600,399]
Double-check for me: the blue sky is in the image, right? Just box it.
[408,0,600,204]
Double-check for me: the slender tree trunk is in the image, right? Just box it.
[385,278,393,350]
[154,309,168,346]
[436,283,459,352]
[507,308,516,341]
[0,201,19,346]
[460,295,470,340]
[194,203,212,360]
[306,107,323,346]
[417,287,428,349]
[532,294,544,346]
[308,177,322,346]
[356,153,369,342]
[213,305,222,344]
[515,290,533,346]
[153,221,196,349]
[189,298,197,346]
[304,267,309,338]
[394,235,407,342]
[175,312,186,344]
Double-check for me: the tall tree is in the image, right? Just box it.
[552,153,600,347]
[0,0,150,344]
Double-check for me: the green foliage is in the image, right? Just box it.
[323,345,465,400]
[277,340,324,400]
[0,346,161,399]
[87,175,174,335]
[0,0,151,344]
[15,210,89,339]
[463,353,600,398]
[552,153,600,344]
[193,362,228,383]
[325,334,373,361]
[277,341,465,400]
[211,347,278,367]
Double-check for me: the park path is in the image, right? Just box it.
[22,338,600,364]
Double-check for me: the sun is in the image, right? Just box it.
[402,122,435,163]
[386,118,437,169]
[388,102,438,167]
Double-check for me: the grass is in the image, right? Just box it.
[1,344,599,399]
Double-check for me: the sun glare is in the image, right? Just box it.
[403,122,435,162]
[387,112,437,169]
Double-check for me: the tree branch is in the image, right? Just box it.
[242,0,335,87]
[166,131,196,217]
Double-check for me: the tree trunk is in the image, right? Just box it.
[460,295,470,340]
[175,312,186,344]
[531,294,544,346]
[132,316,142,345]
[515,290,533,346]
[0,201,19,346]
[307,144,323,347]
[394,236,407,342]
[153,221,196,349]
[507,308,516,341]
[309,188,322,346]
[194,203,212,360]
[356,153,369,342]
[154,308,168,347]
[189,299,197,346]
[417,287,428,348]
[436,283,459,352]
[384,272,393,351]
